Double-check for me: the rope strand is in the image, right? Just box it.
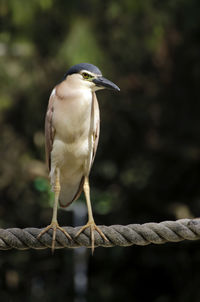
[0,218,200,250]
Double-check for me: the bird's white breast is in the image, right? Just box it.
[51,88,93,175]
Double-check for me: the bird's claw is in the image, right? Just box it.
[37,221,71,253]
[75,221,108,254]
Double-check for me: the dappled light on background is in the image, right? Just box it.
[58,18,107,69]
[1,0,200,301]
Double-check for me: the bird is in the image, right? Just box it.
[38,63,120,253]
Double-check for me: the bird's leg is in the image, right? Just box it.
[75,176,108,253]
[38,168,71,252]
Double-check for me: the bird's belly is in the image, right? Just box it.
[51,137,89,177]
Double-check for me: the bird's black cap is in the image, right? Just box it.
[64,63,102,78]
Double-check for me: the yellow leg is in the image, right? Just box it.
[38,168,71,253]
[75,176,108,254]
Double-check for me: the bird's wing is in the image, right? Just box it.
[45,90,55,171]
[90,92,100,168]
[82,92,100,176]
[60,92,100,208]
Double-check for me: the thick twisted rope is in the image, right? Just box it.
[0,218,200,250]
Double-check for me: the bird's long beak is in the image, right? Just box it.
[93,76,120,91]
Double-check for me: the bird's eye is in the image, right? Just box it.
[82,72,92,80]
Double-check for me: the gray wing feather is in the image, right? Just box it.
[45,92,55,171]
[91,92,100,168]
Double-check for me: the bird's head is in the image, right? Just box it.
[63,63,120,92]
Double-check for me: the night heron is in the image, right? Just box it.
[38,63,120,252]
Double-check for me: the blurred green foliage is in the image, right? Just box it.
[1,0,200,301]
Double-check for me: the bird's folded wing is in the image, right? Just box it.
[45,90,56,172]
[91,92,100,168]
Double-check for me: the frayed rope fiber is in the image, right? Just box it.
[0,218,200,250]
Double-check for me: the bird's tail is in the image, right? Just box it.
[58,176,84,208]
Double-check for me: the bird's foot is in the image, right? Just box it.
[75,220,108,254]
[37,221,71,253]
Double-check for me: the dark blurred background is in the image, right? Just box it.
[1,0,200,301]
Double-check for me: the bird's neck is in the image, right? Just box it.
[56,80,92,101]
